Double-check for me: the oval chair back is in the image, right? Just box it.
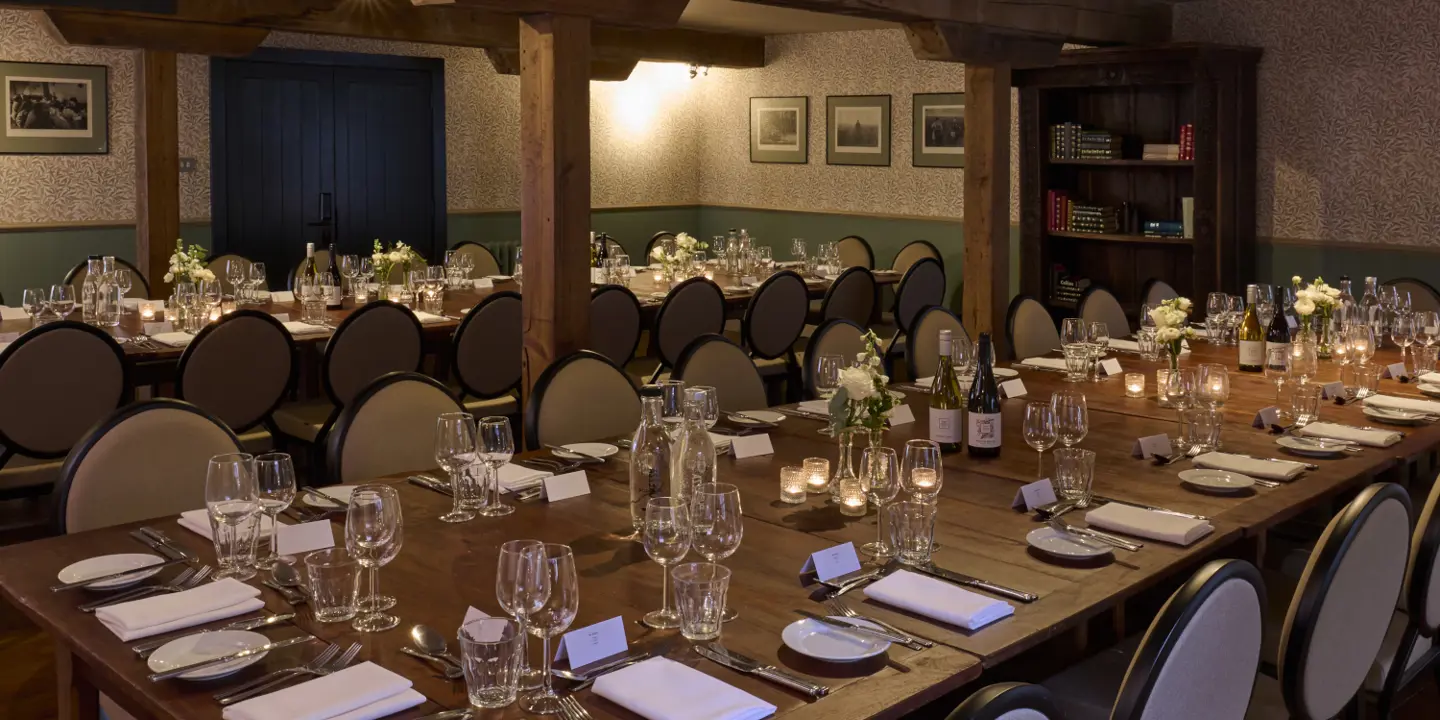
[644,231,677,260]
[891,240,942,275]
[742,270,808,360]
[947,683,1062,720]
[176,310,296,433]
[1140,278,1179,310]
[650,277,726,376]
[908,306,968,379]
[0,321,129,463]
[64,257,150,299]
[524,350,640,449]
[452,291,522,400]
[589,285,643,366]
[837,235,875,269]
[1386,277,1440,314]
[322,301,425,407]
[820,266,877,327]
[1079,285,1132,336]
[325,372,464,485]
[673,334,768,413]
[892,257,946,335]
[1006,295,1061,361]
[1372,476,1440,713]
[449,241,502,278]
[802,319,866,399]
[207,254,251,296]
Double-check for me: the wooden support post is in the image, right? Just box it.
[519,14,591,399]
[135,48,179,297]
[962,63,1011,352]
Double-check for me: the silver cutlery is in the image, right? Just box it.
[544,444,606,463]
[560,695,594,720]
[300,487,349,509]
[137,527,197,561]
[51,557,190,591]
[1285,434,1363,453]
[727,412,777,426]
[1252,477,1281,489]
[695,643,829,697]
[80,565,211,612]
[824,598,934,648]
[408,475,453,497]
[152,634,318,682]
[400,647,464,679]
[1046,519,1143,552]
[213,642,339,701]
[778,408,829,421]
[909,563,1039,603]
[131,613,295,657]
[262,579,306,606]
[823,574,879,599]
[410,625,465,673]
[794,609,922,650]
[216,641,359,703]
[1091,496,1210,522]
[413,710,473,720]
[1010,363,1069,374]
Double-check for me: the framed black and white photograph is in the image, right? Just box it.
[827,95,890,166]
[2,61,108,155]
[913,92,964,168]
[749,96,808,164]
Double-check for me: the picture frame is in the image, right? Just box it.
[1,61,108,155]
[913,92,965,168]
[749,96,808,164]
[826,94,890,167]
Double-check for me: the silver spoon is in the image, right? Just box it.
[267,563,308,604]
[410,624,464,671]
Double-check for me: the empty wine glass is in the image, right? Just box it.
[901,439,942,503]
[48,284,75,317]
[690,483,743,621]
[1415,310,1439,350]
[791,238,808,263]
[248,262,267,301]
[226,258,249,302]
[689,385,720,429]
[21,288,45,325]
[205,452,259,582]
[1087,321,1110,380]
[1265,346,1292,402]
[859,446,899,559]
[252,453,296,570]
[1196,363,1230,409]
[346,484,402,633]
[1051,389,1089,448]
[521,544,578,715]
[1393,313,1416,371]
[815,354,843,398]
[115,269,133,306]
[496,539,549,691]
[435,412,478,523]
[478,416,515,517]
[659,379,686,438]
[641,497,690,630]
[1023,401,1057,477]
[358,258,375,302]
[340,255,359,298]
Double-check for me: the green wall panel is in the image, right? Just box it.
[0,222,211,304]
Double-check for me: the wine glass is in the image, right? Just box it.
[115,269,133,305]
[1060,317,1087,354]
[226,258,249,302]
[1392,313,1415,371]
[478,416,515,517]
[1023,401,1058,477]
[252,453,295,570]
[791,238,808,264]
[1087,321,1110,380]
[358,258,375,299]
[689,386,720,429]
[340,255,359,298]
[1415,310,1439,350]
[815,354,843,398]
[858,446,900,559]
[1265,346,1292,402]
[458,253,475,280]
[690,483,743,621]
[641,497,690,630]
[48,284,75,317]
[346,484,402,632]
[21,288,45,325]
[248,262,267,301]
[1226,295,1245,345]
[496,539,549,691]
[205,452,259,582]
[521,543,578,714]
[1350,324,1376,365]
[436,412,478,523]
[1255,285,1276,328]
[901,439,942,503]
[1051,389,1089,448]
[1196,363,1230,410]
[1206,291,1227,340]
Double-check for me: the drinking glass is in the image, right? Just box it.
[252,453,296,570]
[641,497,691,630]
[436,412,478,523]
[1052,448,1097,507]
[1255,285,1276,328]
[340,255,359,298]
[345,484,402,632]
[1392,313,1416,371]
[691,483,743,622]
[1087,321,1110,380]
[1060,317,1087,350]
[459,253,475,280]
[1206,292,1227,340]
[791,238,808,263]
[1051,389,1089,448]
[115,269,133,306]
[459,617,523,709]
[478,416,515,517]
[21,288,45,324]
[1196,363,1230,409]
[1023,401,1058,477]
[757,246,773,268]
[815,354,844,398]
[48,284,75,317]
[950,332,975,376]
[1289,383,1322,426]
[205,452,259,582]
[859,447,899,559]
[1181,408,1223,453]
[659,379,686,437]
[1226,295,1245,345]
[1355,364,1383,399]
[888,501,936,566]
[521,543,578,715]
[496,539,549,691]
[304,548,359,623]
[1418,346,1440,377]
[671,563,730,641]
[248,262,267,300]
[689,386,720,429]
[901,439,942,503]
[1137,328,1159,361]
[226,258,249,302]
[1349,324,1376,365]
[1164,367,1197,410]
[1415,310,1439,350]
[1265,346,1292,402]
[357,258,375,303]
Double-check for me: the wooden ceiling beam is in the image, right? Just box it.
[906,21,1061,68]
[40,10,269,57]
[412,0,691,30]
[486,48,639,81]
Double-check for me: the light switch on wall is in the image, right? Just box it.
[179,157,197,173]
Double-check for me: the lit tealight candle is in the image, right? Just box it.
[802,457,830,494]
[208,306,222,322]
[839,491,867,517]
[780,466,807,504]
[1156,368,1172,399]
[1125,372,1145,397]
[910,467,938,494]
[652,270,665,283]
[704,269,715,281]
[139,303,155,321]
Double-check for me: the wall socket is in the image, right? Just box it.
[179,157,197,173]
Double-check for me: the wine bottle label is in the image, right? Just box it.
[967,412,1002,448]
[1265,341,1290,361]
[327,286,343,305]
[929,408,962,443]
[1238,340,1265,367]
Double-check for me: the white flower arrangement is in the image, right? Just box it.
[649,232,708,279]
[828,330,906,432]
[1147,297,1196,361]
[163,239,215,284]
[1292,276,1341,317]
[371,239,423,287]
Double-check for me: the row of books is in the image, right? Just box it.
[1045,190,1121,233]
[1049,123,1118,160]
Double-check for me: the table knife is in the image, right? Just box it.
[544,444,605,463]
[408,476,453,497]
[51,557,190,592]
[911,563,1038,603]
[793,610,921,649]
[132,613,295,656]
[695,643,829,697]
[148,635,315,681]
[1091,496,1210,522]
[139,528,198,561]
[1047,520,1143,552]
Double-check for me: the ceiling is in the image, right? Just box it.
[678,0,893,35]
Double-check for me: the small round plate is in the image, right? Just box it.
[993,367,1020,379]
[553,443,619,460]
[147,630,270,681]
[727,410,785,425]
[781,616,890,662]
[1179,469,1256,494]
[1026,527,1112,560]
[1276,435,1349,457]
[1417,383,1440,398]
[302,485,356,508]
[1364,406,1430,425]
[57,553,166,591]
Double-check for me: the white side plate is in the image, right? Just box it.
[147,630,270,681]
[781,616,890,662]
[1026,527,1112,560]
[1179,469,1256,494]
[57,554,166,591]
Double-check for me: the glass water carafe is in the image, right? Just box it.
[81,256,102,324]
[629,389,670,534]
[669,389,716,506]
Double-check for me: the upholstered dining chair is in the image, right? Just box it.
[285,247,331,291]
[1140,278,1179,310]
[948,683,1063,720]
[63,257,150,299]
[1007,295,1061,360]
[672,335,769,413]
[589,285,643,367]
[206,253,251,294]
[54,399,242,534]
[647,276,726,383]
[907,306,969,380]
[815,265,878,328]
[1079,285,1133,336]
[1365,475,1440,717]
[1386,277,1440,314]
[325,372,464,485]
[0,321,130,499]
[741,270,809,396]
[881,256,946,360]
[802,319,867,399]
[644,231,677,260]
[524,350,640,448]
[837,235,876,269]
[891,240,943,275]
[451,291,521,418]
[176,310,296,453]
[449,241,502,278]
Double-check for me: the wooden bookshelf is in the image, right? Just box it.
[1016,44,1260,316]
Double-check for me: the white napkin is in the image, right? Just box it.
[593,656,777,720]
[121,298,165,310]
[497,463,551,491]
[0,306,28,320]
[708,432,733,451]
[1297,422,1402,447]
[177,509,278,541]
[1420,372,1440,385]
[411,311,448,324]
[222,662,426,720]
[1084,503,1213,546]
[1109,338,1189,355]
[150,332,195,347]
[797,400,829,414]
[282,321,330,336]
[96,578,265,641]
[863,569,1014,630]
[1191,452,1307,481]
[1363,394,1440,415]
[1020,357,1070,371]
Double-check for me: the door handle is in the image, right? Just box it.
[318,192,333,224]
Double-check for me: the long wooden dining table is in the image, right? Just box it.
[0,333,1434,720]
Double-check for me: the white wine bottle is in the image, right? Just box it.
[929,329,963,454]
[299,242,318,288]
[1238,283,1264,372]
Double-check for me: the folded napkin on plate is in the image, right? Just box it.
[497,463,551,491]
[796,400,830,415]
[1191,452,1306,481]
[411,311,448,324]
[593,656,776,720]
[121,298,165,310]
[1297,422,1402,447]
[863,569,1014,630]
[96,578,265,641]
[708,432,733,451]
[1084,503,1213,546]
[1019,357,1070,371]
[282,321,330,336]
[150,332,194,347]
[1363,394,1440,414]
[1108,338,1189,355]
[222,662,426,720]
[178,509,277,541]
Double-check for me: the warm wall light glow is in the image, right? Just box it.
[605,62,695,139]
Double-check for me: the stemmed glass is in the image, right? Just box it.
[690,483,743,621]
[458,253,474,281]
[21,288,45,325]
[115,270,133,306]
[49,284,75,317]
[689,385,720,429]
[478,416,515,517]
[815,354,843,397]
[340,255,359,299]
[1392,313,1415,371]
[1051,389,1089,448]
[1196,363,1230,409]
[1415,310,1439,351]
[1060,318,1088,382]
[1349,324,1376,365]
[791,238,807,265]
[436,412,478,523]
[521,544,578,715]
[859,446,900,559]
[496,540,549,691]
[1255,285,1276,328]
[227,258,249,303]
[1206,292,1227,340]
[252,453,296,570]
[1087,321,1110,381]
[659,380,686,438]
[205,453,259,582]
[902,439,942,503]
[1265,346,1292,402]
[641,497,690,630]
[248,263,267,302]
[346,484,402,633]
[1226,295,1245,345]
[357,258,375,301]
[1023,402,1057,477]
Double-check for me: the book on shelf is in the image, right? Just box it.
[1182,197,1194,239]
[1178,124,1195,160]
[1142,143,1181,160]
[1143,220,1185,238]
[1050,123,1121,160]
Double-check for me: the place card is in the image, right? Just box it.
[274,520,335,556]
[740,276,759,286]
[1000,379,1027,398]
[543,471,590,502]
[1320,380,1346,399]
[1252,406,1280,428]
[1131,434,1174,460]
[800,541,862,583]
[463,606,492,625]
[730,433,774,459]
[1100,358,1124,376]
[887,404,916,426]
[0,307,28,321]
[1011,478,1058,512]
[1385,362,1409,380]
[554,616,628,668]
[271,291,295,304]
[143,322,174,335]
[473,278,494,290]
[270,313,290,323]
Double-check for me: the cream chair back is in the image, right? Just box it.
[524,351,640,448]
[325,373,463,485]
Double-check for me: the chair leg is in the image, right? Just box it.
[1378,623,1421,720]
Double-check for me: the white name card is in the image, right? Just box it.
[887,404,916,426]
[1100,358,1124,376]
[740,276,759,286]
[1385,362,1409,380]
[274,520,335,556]
[1131,434,1174,460]
[270,291,295,304]
[1011,478,1058,512]
[143,322,174,335]
[270,313,290,323]
[730,433,774,459]
[554,616,628,669]
[461,606,509,641]
[801,541,862,583]
[1252,406,1281,428]
[1000,379,1028,398]
[463,606,492,625]
[543,471,590,502]
[473,278,494,290]
[1320,380,1346,400]
[0,307,28,320]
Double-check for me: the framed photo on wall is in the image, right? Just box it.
[827,95,890,166]
[750,96,808,164]
[913,92,964,168]
[1,61,108,155]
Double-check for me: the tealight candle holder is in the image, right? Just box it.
[908,467,939,504]
[838,477,867,517]
[802,457,831,494]
[139,303,156,321]
[221,298,236,315]
[1156,368,1172,405]
[1125,372,1145,397]
[703,269,715,281]
[780,466,807,504]
[208,306,222,322]
[652,270,665,283]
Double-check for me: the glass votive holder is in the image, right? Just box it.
[304,548,359,623]
[672,563,730,641]
[802,457,830,494]
[1125,372,1145,397]
[1156,368,1172,405]
[1417,346,1440,377]
[837,476,867,516]
[779,466,807,504]
[139,303,156,321]
[458,617,523,709]
[208,306,222,322]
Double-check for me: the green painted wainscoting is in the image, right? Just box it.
[1257,241,1440,289]
[0,223,211,304]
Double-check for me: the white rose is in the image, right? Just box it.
[1292,275,1302,285]
[1156,327,1181,343]
[1148,306,1169,328]
[388,251,402,263]
[1295,297,1316,316]
[838,366,876,402]
[869,356,881,368]
[1324,285,1341,298]
[855,352,867,364]
[1176,297,1192,313]
[163,272,174,283]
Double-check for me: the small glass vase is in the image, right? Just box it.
[1315,312,1335,359]
[1156,346,1182,407]
[1292,324,1320,381]
[831,426,883,502]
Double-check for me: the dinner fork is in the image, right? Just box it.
[560,695,594,720]
[213,642,340,703]
[218,641,362,705]
[80,565,211,612]
[823,599,934,648]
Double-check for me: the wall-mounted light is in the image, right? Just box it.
[688,64,710,80]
